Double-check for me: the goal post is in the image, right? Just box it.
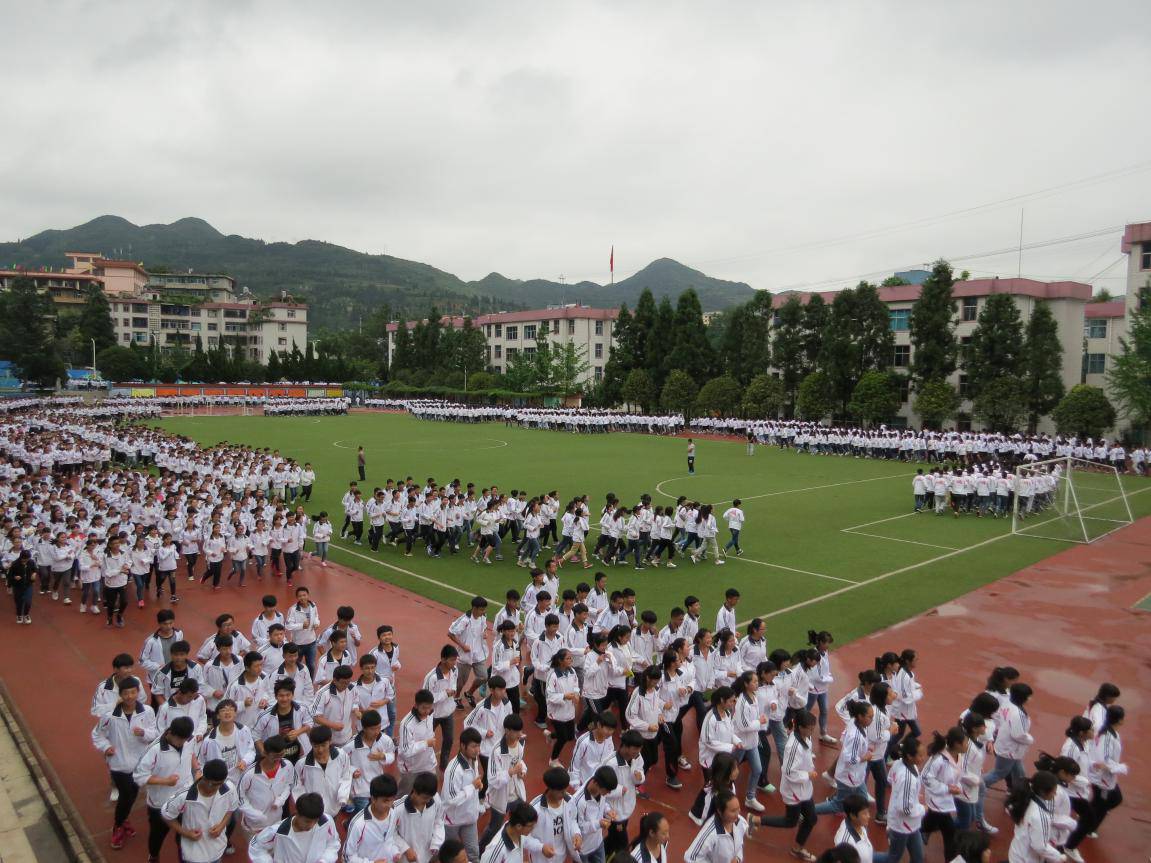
[1012,455,1135,544]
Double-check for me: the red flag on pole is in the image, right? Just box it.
[610,245,614,285]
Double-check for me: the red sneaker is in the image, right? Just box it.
[110,826,125,849]
[122,821,137,838]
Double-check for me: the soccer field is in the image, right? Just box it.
[154,412,1151,649]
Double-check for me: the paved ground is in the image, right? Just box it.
[0,519,1148,862]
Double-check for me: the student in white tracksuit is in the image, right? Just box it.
[236,737,296,833]
[1005,770,1065,863]
[248,792,341,863]
[758,710,819,859]
[683,790,749,863]
[392,772,446,863]
[984,683,1034,792]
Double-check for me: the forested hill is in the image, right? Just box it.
[0,216,757,331]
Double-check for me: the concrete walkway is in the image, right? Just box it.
[0,699,73,863]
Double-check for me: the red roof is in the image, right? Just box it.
[386,307,619,333]
[1085,300,1126,319]
[0,269,101,281]
[1121,221,1151,253]
[772,277,1092,309]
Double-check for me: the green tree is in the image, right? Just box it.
[77,283,117,353]
[972,376,1028,432]
[0,276,66,386]
[849,371,901,427]
[908,260,958,387]
[771,296,805,416]
[881,275,910,287]
[391,319,414,371]
[630,289,657,372]
[1052,385,1116,439]
[666,289,716,385]
[599,304,635,406]
[660,369,699,420]
[95,345,147,381]
[550,341,591,394]
[621,368,656,411]
[1091,288,1114,303]
[265,348,282,382]
[964,293,1024,399]
[1107,285,1151,430]
[796,370,834,421]
[821,283,894,414]
[913,378,960,429]
[718,306,749,382]
[741,374,785,418]
[644,297,675,391]
[1021,300,1065,432]
[696,374,742,417]
[453,318,488,384]
[801,293,828,371]
[467,370,497,391]
[503,349,539,392]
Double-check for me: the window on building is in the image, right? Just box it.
[287,309,296,318]
[279,323,287,332]
[961,297,978,321]
[898,376,910,403]
[594,320,603,336]
[1084,318,1107,339]
[506,347,518,359]
[1083,353,1106,375]
[960,335,972,347]
[208,323,218,331]
[279,337,288,346]
[523,325,536,340]
[495,324,502,337]
[133,332,148,343]
[554,320,561,334]
[594,366,603,381]
[492,365,502,374]
[122,333,130,342]
[506,326,518,340]
[889,308,910,331]
[523,346,536,359]
[190,322,201,331]
[892,345,910,367]
[594,343,603,359]
[958,374,970,398]
[494,345,502,358]
[1142,244,1151,270]
[132,303,148,313]
[485,324,492,336]
[122,318,129,327]
[131,317,148,328]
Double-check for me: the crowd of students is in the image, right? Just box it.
[395,401,687,434]
[81,582,1130,863]
[0,399,1133,863]
[264,398,351,417]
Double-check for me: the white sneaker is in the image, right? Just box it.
[821,770,836,788]
[979,819,999,835]
[744,796,764,812]
[109,787,119,802]
[63,597,71,605]
[1063,849,1084,863]
[51,591,59,600]
[820,734,839,745]
[716,559,725,565]
[78,605,87,613]
[666,561,677,568]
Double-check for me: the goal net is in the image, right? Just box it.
[1012,456,1135,544]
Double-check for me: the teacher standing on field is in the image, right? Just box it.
[687,438,696,475]
[357,445,366,481]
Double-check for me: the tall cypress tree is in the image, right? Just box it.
[801,293,828,372]
[644,297,675,391]
[1107,285,1151,429]
[630,289,657,372]
[391,319,414,372]
[666,289,716,385]
[77,283,118,353]
[964,292,1024,400]
[1021,300,1065,432]
[600,304,635,405]
[909,259,958,388]
[718,306,750,383]
[772,296,805,416]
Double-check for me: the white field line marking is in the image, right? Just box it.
[331,540,501,605]
[842,530,961,552]
[728,555,859,584]
[735,485,1150,629]
[841,512,917,532]
[333,438,507,453]
[655,476,696,499]
[656,471,909,505]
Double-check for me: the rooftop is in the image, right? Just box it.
[772,277,1093,309]
[1084,300,1126,319]
[386,306,619,332]
[1121,221,1151,253]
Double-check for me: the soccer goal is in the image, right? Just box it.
[1012,456,1135,543]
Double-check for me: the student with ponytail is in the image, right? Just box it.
[888,650,923,757]
[1005,770,1063,863]
[885,737,927,863]
[961,692,1002,834]
[758,709,820,862]
[1033,753,1083,862]
[805,630,838,745]
[1059,716,1095,860]
[814,700,872,815]
[866,682,896,823]
[1087,705,1127,839]
[730,671,768,813]
[955,712,989,832]
[920,727,967,860]
[984,682,1034,793]
[984,666,1020,711]
[832,793,881,863]
[949,829,992,863]
[1083,683,1119,736]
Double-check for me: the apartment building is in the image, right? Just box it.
[772,277,1093,431]
[385,304,618,386]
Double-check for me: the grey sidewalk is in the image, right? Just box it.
[0,705,75,863]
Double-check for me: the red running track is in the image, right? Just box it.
[1,521,1149,862]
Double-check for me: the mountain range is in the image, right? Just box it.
[0,216,758,331]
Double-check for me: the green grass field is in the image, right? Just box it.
[154,413,1151,650]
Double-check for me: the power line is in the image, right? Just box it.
[768,225,1124,293]
[688,159,1151,270]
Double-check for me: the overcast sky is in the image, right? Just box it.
[3,0,1150,294]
